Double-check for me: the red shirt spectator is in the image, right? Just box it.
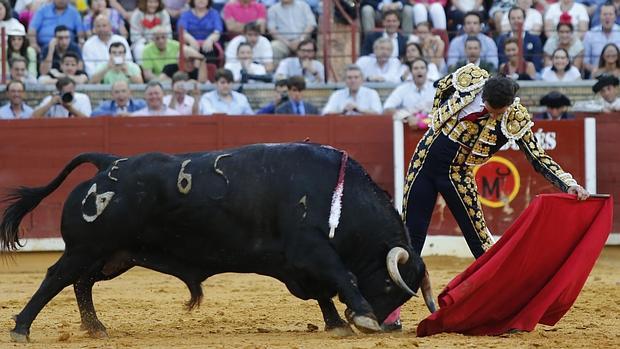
[222,0,267,34]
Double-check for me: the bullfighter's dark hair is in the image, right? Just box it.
[482,75,519,109]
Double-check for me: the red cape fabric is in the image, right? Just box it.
[417,193,613,337]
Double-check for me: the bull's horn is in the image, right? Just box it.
[421,269,437,313]
[386,247,417,297]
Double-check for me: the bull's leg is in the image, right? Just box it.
[74,276,109,338]
[318,299,354,336]
[11,251,92,342]
[289,243,381,334]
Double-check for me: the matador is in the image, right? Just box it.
[402,64,590,258]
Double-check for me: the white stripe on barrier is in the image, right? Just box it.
[584,118,597,194]
[393,119,405,214]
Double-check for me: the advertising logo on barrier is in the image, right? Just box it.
[473,156,520,208]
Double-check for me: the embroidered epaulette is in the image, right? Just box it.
[451,64,489,93]
[501,98,534,145]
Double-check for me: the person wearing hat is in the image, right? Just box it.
[592,74,620,112]
[536,91,574,120]
[4,23,37,78]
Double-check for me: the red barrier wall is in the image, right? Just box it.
[0,116,394,239]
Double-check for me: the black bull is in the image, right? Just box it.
[0,143,435,342]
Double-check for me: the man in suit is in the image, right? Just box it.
[496,6,543,72]
[275,75,319,115]
[361,10,407,58]
[449,36,496,74]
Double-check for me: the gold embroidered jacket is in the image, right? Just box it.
[428,64,577,192]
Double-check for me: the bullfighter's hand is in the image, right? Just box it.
[568,185,589,201]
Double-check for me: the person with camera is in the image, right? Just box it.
[224,42,268,83]
[256,79,289,114]
[163,72,198,115]
[32,77,92,118]
[90,42,144,84]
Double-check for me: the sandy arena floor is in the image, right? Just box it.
[0,248,618,348]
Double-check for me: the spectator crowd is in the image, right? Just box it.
[1,0,619,118]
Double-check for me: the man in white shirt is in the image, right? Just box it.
[163,72,197,115]
[384,58,435,120]
[132,81,180,116]
[0,80,33,119]
[32,77,92,118]
[267,0,317,60]
[355,37,406,83]
[322,65,382,115]
[593,74,620,112]
[199,68,254,115]
[225,22,274,72]
[274,39,325,84]
[82,14,132,77]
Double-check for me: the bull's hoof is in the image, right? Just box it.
[325,324,355,337]
[351,315,382,334]
[87,329,109,339]
[10,330,29,343]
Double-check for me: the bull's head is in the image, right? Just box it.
[358,246,436,327]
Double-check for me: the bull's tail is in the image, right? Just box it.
[0,153,119,252]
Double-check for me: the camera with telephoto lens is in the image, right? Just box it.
[61,92,73,104]
[240,69,273,84]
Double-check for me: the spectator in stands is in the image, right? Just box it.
[446,0,485,36]
[0,0,24,34]
[322,65,382,115]
[131,0,173,63]
[447,12,499,69]
[28,0,85,53]
[177,0,222,63]
[142,25,181,81]
[6,25,37,78]
[361,10,407,58]
[499,0,542,36]
[496,7,543,72]
[132,80,180,116]
[92,80,147,116]
[160,45,208,83]
[593,74,620,111]
[199,68,254,114]
[39,25,83,77]
[8,57,37,84]
[489,0,515,31]
[267,0,317,61]
[499,37,537,80]
[90,42,144,84]
[593,43,620,78]
[222,0,267,34]
[274,39,324,83]
[544,0,589,40]
[584,4,620,74]
[356,37,406,83]
[402,42,440,81]
[83,0,128,38]
[163,72,198,115]
[449,36,496,73]
[590,0,620,27]
[360,0,415,35]
[541,48,582,81]
[0,80,33,119]
[164,0,189,29]
[226,22,274,72]
[32,77,92,118]
[109,0,139,20]
[83,15,133,77]
[384,58,435,120]
[543,22,584,70]
[275,75,319,114]
[408,22,446,72]
[225,42,268,83]
[256,78,289,113]
[536,91,574,120]
[411,0,447,31]
[39,52,89,84]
